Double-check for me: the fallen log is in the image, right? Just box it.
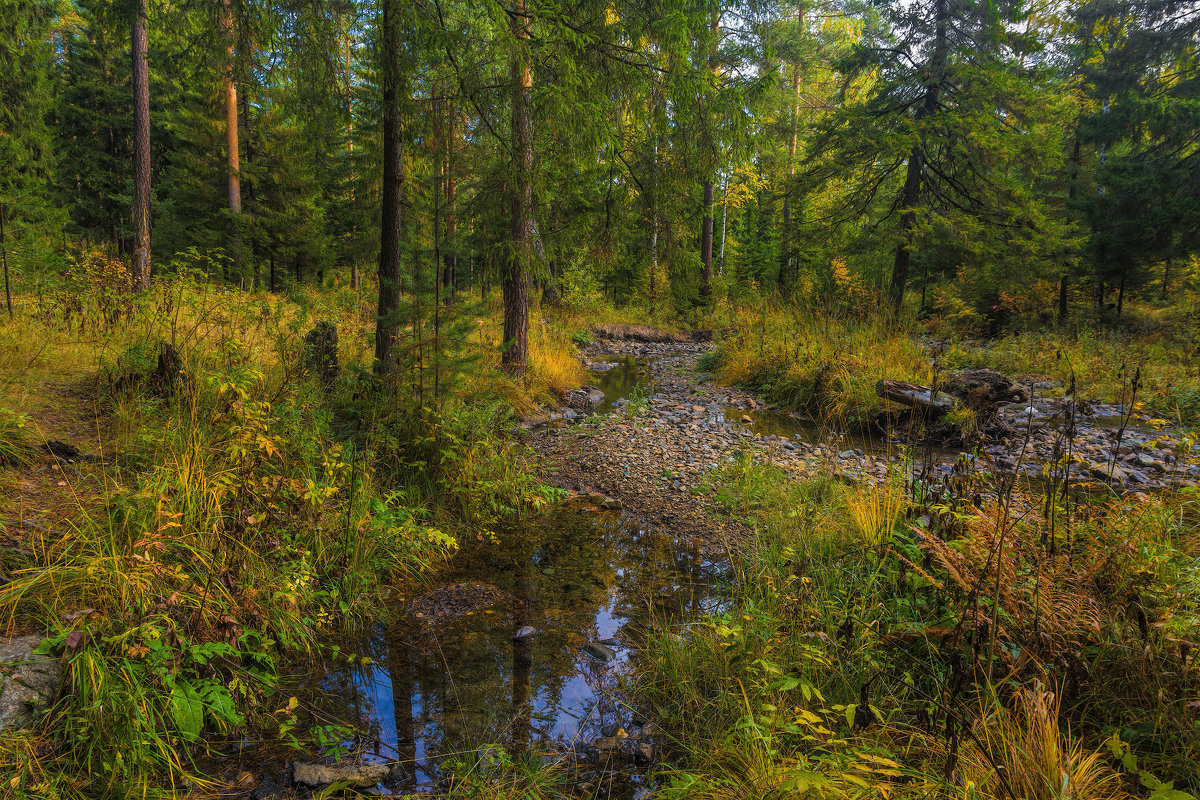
[876,379,958,415]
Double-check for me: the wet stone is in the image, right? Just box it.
[584,642,618,662]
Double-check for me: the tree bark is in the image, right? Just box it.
[780,10,802,286]
[442,108,457,302]
[130,0,151,292]
[699,11,720,300]
[718,171,730,276]
[889,0,947,318]
[375,0,404,375]
[701,180,714,296]
[503,0,532,376]
[343,16,360,291]
[221,0,240,216]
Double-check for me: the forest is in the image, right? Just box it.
[1,0,1199,798]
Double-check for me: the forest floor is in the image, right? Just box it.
[0,375,113,630]
[535,330,1197,543]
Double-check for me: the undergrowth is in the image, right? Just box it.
[641,454,1200,799]
[0,272,567,797]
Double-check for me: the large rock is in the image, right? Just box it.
[0,635,62,731]
[292,761,390,788]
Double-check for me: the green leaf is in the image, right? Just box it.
[171,680,204,742]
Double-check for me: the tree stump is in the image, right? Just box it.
[151,342,188,397]
[303,321,339,390]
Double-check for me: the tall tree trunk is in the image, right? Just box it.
[503,0,532,376]
[375,0,404,375]
[649,133,659,302]
[889,0,947,318]
[1059,135,1082,323]
[130,0,151,292]
[699,12,720,300]
[443,108,457,302]
[221,0,240,215]
[780,8,803,286]
[344,17,360,290]
[701,181,714,296]
[220,0,242,277]
[718,171,729,276]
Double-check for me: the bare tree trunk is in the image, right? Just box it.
[699,12,719,300]
[718,171,729,276]
[503,0,532,376]
[701,181,714,296]
[375,0,404,375]
[443,109,457,302]
[221,0,240,215]
[130,0,151,292]
[889,0,947,317]
[344,17,360,291]
[780,11,802,286]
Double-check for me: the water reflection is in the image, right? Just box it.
[590,355,653,412]
[301,505,729,793]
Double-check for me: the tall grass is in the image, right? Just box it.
[705,302,933,423]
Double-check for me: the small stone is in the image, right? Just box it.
[599,497,622,510]
[514,625,538,640]
[584,642,618,662]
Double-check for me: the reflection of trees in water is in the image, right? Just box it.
[318,507,726,787]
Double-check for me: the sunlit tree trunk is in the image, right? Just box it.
[131,0,151,291]
[503,0,532,376]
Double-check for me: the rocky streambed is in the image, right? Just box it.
[534,337,1197,513]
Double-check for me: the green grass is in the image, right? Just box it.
[639,453,1200,799]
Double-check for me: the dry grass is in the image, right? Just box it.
[709,302,934,421]
[961,689,1133,800]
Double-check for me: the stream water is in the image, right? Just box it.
[295,503,729,795]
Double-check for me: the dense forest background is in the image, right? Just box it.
[3,0,1198,344]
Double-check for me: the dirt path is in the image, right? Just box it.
[0,378,112,633]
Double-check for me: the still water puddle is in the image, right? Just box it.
[298,504,729,794]
[589,355,655,412]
